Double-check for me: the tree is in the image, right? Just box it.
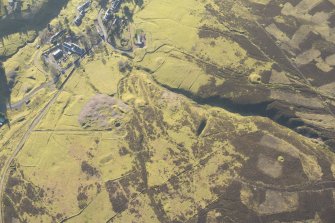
[49,66,59,84]
[99,0,108,8]
[104,45,109,56]
[64,17,69,25]
[68,28,75,38]
[123,6,133,22]
[101,58,106,65]
[38,30,49,44]
[85,25,92,35]
[134,0,143,7]
[118,60,131,73]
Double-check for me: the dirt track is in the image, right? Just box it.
[0,67,76,223]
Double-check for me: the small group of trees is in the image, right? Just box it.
[134,0,143,7]
[99,0,109,9]
[118,60,132,73]
[123,6,133,22]
[38,29,49,44]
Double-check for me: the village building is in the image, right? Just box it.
[135,30,146,47]
[74,14,83,26]
[111,0,122,12]
[63,42,85,56]
[74,1,90,26]
[50,30,66,43]
[112,17,119,26]
[77,0,91,13]
[52,49,63,60]
[103,9,112,21]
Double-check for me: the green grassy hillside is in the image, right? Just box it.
[1,0,335,222]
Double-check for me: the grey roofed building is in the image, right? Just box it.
[135,33,145,47]
[77,0,90,12]
[50,30,66,43]
[52,49,63,60]
[112,17,119,25]
[75,3,87,26]
[111,0,122,12]
[74,15,83,26]
[63,42,72,50]
[103,9,112,21]
[63,42,85,56]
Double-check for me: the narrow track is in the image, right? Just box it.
[0,67,76,223]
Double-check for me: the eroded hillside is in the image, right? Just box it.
[0,0,335,222]
[133,0,335,150]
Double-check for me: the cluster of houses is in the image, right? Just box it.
[99,0,147,49]
[74,0,91,26]
[42,29,86,72]
[50,42,85,61]
[42,40,85,73]
[40,0,146,71]
[103,0,123,22]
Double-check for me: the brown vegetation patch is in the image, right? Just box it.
[195,181,260,223]
[232,132,309,186]
[198,27,221,39]
[81,161,100,177]
[232,34,268,61]
[19,198,45,216]
[309,1,335,15]
[119,171,146,199]
[299,63,335,87]
[4,196,19,223]
[77,191,88,209]
[105,180,129,213]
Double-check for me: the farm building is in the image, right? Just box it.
[52,49,63,60]
[134,29,146,47]
[77,0,91,12]
[63,42,85,56]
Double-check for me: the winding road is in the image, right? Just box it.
[97,9,133,57]
[6,48,56,110]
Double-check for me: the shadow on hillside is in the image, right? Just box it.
[0,62,10,125]
[0,0,69,39]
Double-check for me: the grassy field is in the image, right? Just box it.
[131,0,272,95]
[8,66,335,222]
[1,0,335,222]
[0,31,37,58]
[2,38,48,103]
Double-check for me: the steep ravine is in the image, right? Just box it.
[0,62,9,115]
[149,75,335,152]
